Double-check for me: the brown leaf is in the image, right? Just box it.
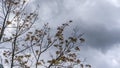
[6,21,11,25]
[35,50,39,55]
[75,46,80,51]
[36,62,41,65]
[79,38,85,42]
[76,59,80,63]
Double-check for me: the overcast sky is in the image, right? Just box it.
[31,0,120,68]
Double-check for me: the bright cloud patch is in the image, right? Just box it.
[80,44,120,68]
[108,0,120,7]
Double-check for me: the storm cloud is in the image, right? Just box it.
[32,0,120,68]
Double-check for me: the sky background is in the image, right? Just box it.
[31,0,120,68]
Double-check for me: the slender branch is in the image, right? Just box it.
[11,34,17,68]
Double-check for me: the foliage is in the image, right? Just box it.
[0,0,91,68]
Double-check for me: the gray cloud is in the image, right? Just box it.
[32,0,120,68]
[71,0,120,51]
[80,45,120,68]
[78,22,120,52]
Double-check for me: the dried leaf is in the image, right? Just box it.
[6,21,11,25]
[80,38,85,42]
[75,46,80,51]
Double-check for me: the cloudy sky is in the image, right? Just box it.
[31,0,120,68]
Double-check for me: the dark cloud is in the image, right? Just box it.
[82,24,120,52]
